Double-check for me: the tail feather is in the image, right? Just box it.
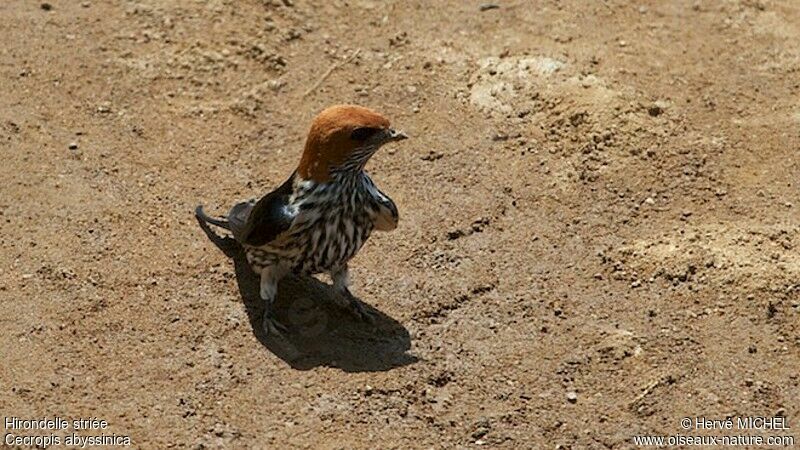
[195,205,231,230]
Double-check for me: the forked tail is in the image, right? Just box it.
[195,205,230,230]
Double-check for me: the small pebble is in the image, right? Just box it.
[479,3,500,11]
[40,3,52,11]
[566,391,578,403]
[68,142,79,150]
[492,132,509,141]
[648,104,663,116]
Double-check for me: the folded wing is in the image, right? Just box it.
[228,172,296,247]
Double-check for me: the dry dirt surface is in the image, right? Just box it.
[1,0,799,448]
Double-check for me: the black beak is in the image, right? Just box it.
[386,128,408,142]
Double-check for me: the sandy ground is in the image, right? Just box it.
[1,0,799,448]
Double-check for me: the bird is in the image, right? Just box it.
[196,105,407,335]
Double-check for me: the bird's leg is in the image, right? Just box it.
[260,264,288,335]
[330,265,374,323]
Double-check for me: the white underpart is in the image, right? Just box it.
[247,169,396,277]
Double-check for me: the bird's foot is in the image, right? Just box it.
[262,311,288,336]
[350,300,376,324]
[337,289,376,324]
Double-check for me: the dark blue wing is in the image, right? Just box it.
[228,172,296,247]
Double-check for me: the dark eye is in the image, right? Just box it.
[350,127,380,141]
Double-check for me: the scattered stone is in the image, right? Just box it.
[68,142,79,150]
[566,391,578,403]
[479,4,500,11]
[447,229,466,240]
[644,197,655,205]
[472,428,489,439]
[569,111,587,126]
[40,3,52,11]
[421,150,443,161]
[767,303,777,319]
[648,104,663,116]
[471,217,490,232]
[389,32,409,47]
[471,417,491,440]
[285,29,302,41]
[492,132,509,141]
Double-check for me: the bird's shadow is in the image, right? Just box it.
[196,217,417,372]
